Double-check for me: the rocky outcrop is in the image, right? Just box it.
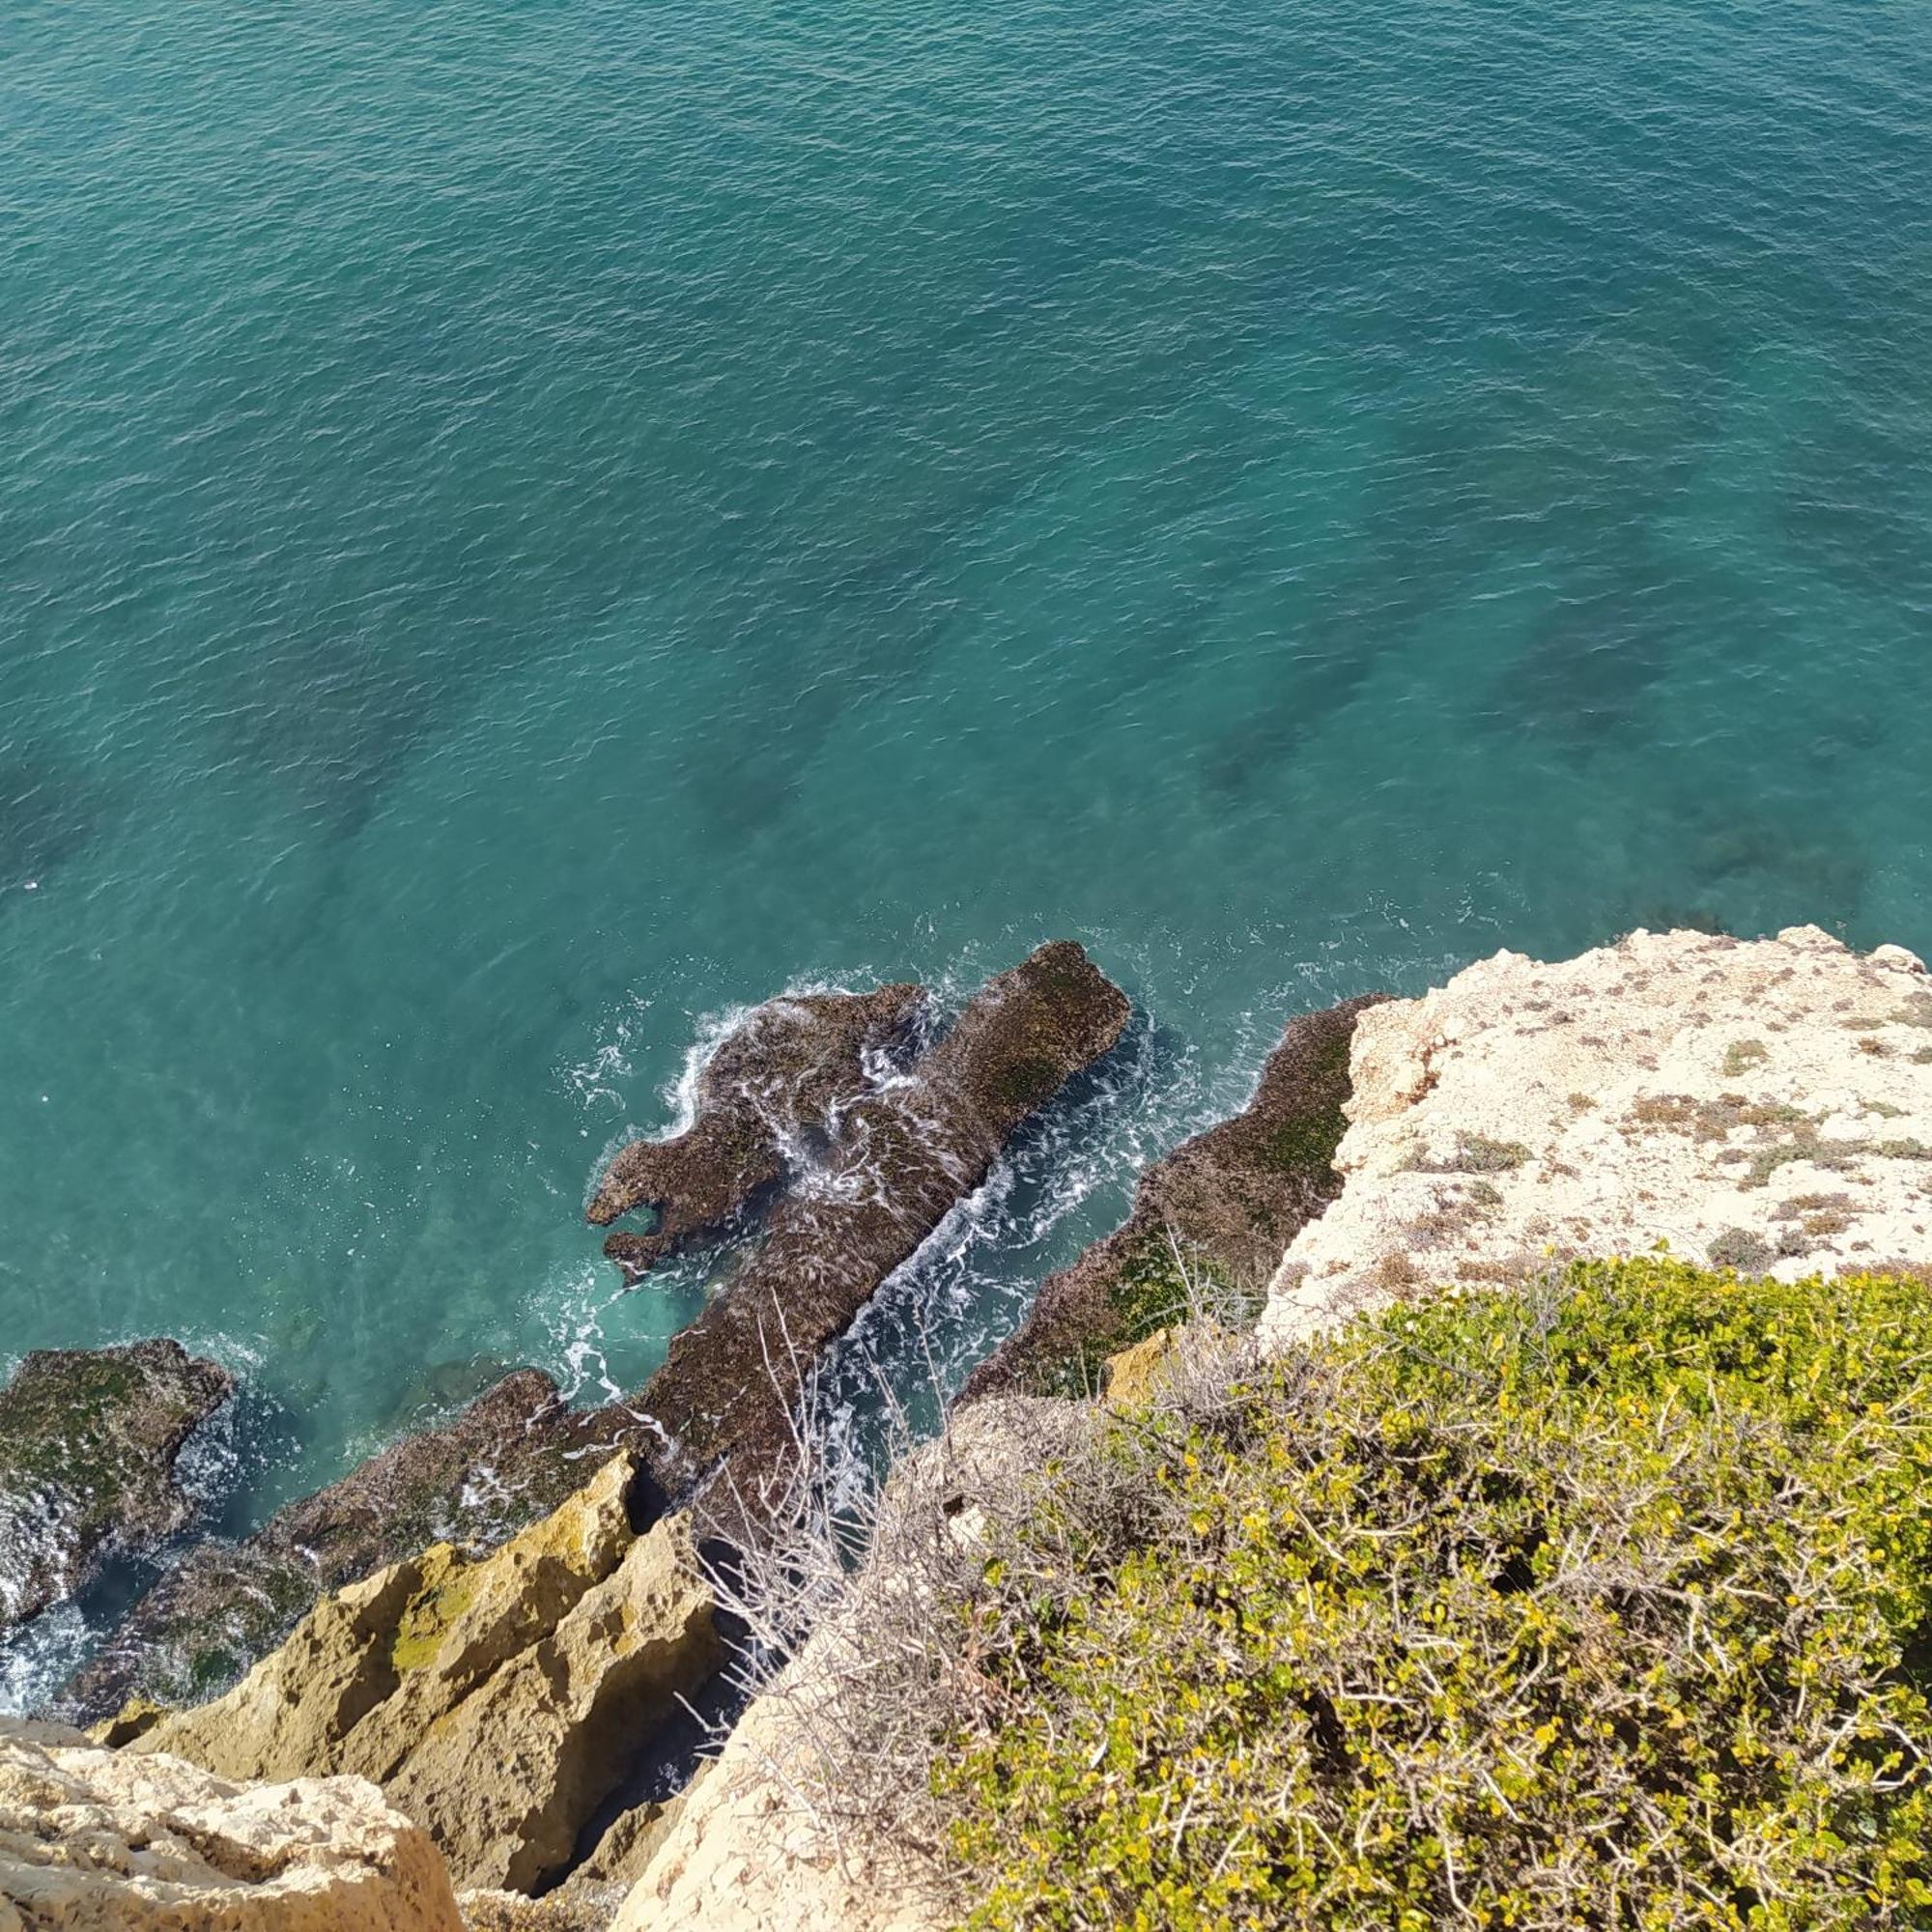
[591,984,927,1279]
[67,945,1122,1713]
[630,941,1129,1537]
[0,1341,233,1640]
[124,1457,721,1897]
[0,1718,463,1931]
[62,1369,644,1722]
[609,1685,942,1932]
[963,994,1384,1399]
[1262,926,1932,1349]
[614,1400,1087,1932]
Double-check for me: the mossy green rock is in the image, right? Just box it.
[61,1366,639,1720]
[0,1339,232,1638]
[964,992,1384,1400]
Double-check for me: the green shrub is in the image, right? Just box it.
[941,1261,1932,1930]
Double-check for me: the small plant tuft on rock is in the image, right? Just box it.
[1720,1037,1769,1077]
[1707,1225,1774,1272]
[1406,1132,1530,1176]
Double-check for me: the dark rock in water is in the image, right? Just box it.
[0,1341,233,1640]
[629,940,1131,1537]
[590,982,926,1280]
[961,992,1388,1401]
[58,1368,639,1721]
[62,944,1126,1712]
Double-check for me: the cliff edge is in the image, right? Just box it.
[1262,924,1932,1348]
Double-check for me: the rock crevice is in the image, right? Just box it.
[964,993,1383,1399]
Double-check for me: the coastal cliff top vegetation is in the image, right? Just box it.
[911,1260,1932,1930]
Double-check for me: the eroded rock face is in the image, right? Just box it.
[0,1718,463,1932]
[130,1454,635,1784]
[963,994,1384,1399]
[591,984,927,1279]
[1261,926,1932,1349]
[0,1341,233,1640]
[126,1458,722,1897]
[62,1370,637,1725]
[387,1510,719,1892]
[632,941,1130,1535]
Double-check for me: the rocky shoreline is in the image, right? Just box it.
[11,925,1932,1930]
[15,941,1131,1723]
[960,991,1386,1401]
[0,1341,232,1644]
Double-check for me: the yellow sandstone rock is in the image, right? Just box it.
[1100,1327,1180,1408]
[131,1455,721,1894]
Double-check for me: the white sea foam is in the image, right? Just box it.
[0,1602,90,1719]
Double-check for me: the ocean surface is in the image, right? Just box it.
[4,0,1931,1704]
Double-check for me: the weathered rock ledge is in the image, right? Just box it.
[963,993,1384,1399]
[0,1717,463,1931]
[1262,925,1932,1349]
[117,1454,721,1901]
[0,1341,233,1641]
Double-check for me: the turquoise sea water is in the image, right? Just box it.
[4,0,1932,1692]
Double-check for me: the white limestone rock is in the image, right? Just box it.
[1261,925,1932,1349]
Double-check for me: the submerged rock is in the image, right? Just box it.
[630,940,1130,1534]
[0,1340,233,1640]
[1261,926,1932,1348]
[591,983,927,1280]
[0,1717,463,1931]
[962,993,1384,1399]
[127,1455,722,1897]
[61,1368,638,1723]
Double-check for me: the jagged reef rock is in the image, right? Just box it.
[1262,926,1932,1349]
[0,1717,462,1931]
[964,994,1383,1399]
[591,983,926,1278]
[0,1341,232,1640]
[629,940,1129,1536]
[125,1457,721,1896]
[63,1369,640,1723]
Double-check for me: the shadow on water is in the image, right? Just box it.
[1486,565,1677,748]
[0,753,104,899]
[213,633,519,842]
